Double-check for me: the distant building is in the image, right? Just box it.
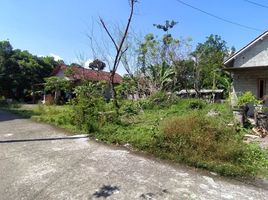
[177,89,224,102]
[42,64,122,104]
[52,64,122,84]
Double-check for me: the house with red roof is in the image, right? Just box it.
[42,64,122,104]
[52,64,122,84]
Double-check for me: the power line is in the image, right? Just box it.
[244,0,268,9]
[175,0,264,32]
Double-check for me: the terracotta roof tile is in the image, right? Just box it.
[52,64,122,84]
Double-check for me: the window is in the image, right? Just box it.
[258,79,266,99]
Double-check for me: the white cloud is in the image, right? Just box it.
[83,58,93,68]
[49,53,63,61]
[72,58,93,68]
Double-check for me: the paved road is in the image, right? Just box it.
[0,110,267,200]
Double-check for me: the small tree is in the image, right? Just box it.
[44,77,71,104]
[88,59,106,71]
[99,0,138,114]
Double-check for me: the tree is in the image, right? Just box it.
[173,59,195,91]
[153,20,178,32]
[99,0,137,114]
[0,41,16,97]
[192,34,231,92]
[88,59,106,71]
[136,29,192,93]
[44,76,71,104]
[0,40,58,99]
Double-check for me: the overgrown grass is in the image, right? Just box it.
[1,103,80,132]
[2,99,268,178]
[154,114,267,177]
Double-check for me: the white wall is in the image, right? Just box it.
[234,37,268,68]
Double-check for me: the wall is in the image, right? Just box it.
[233,69,268,96]
[232,68,268,116]
[234,37,268,68]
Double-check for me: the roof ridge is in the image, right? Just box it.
[224,30,268,66]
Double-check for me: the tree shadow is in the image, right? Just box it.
[140,189,169,199]
[140,192,155,199]
[92,185,120,198]
[0,109,37,122]
[0,110,23,122]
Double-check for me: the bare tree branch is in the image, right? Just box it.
[99,17,119,51]
[99,0,137,113]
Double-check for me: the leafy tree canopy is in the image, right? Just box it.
[0,40,61,99]
[88,59,106,71]
[192,34,233,92]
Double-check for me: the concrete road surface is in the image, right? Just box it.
[0,110,267,200]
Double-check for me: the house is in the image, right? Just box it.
[224,31,268,113]
[43,64,122,103]
[52,64,122,84]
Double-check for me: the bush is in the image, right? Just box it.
[153,113,268,176]
[237,91,260,106]
[187,99,207,110]
[120,101,139,115]
[147,91,179,109]
[137,99,153,110]
[70,81,107,133]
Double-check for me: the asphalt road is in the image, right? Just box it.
[0,110,267,200]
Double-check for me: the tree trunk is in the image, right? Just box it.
[110,76,119,115]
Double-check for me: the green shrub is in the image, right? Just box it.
[187,99,207,110]
[237,91,260,106]
[70,81,107,133]
[148,91,178,108]
[120,101,139,115]
[137,99,153,110]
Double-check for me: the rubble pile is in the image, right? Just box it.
[251,127,268,138]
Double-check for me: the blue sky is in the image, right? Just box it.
[1,0,268,74]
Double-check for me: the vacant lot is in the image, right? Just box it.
[3,98,268,178]
[0,110,267,199]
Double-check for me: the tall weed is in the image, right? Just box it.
[155,113,267,176]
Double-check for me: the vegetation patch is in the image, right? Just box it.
[4,97,267,178]
[154,114,267,177]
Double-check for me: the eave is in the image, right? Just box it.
[224,30,268,67]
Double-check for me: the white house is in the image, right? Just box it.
[224,31,268,112]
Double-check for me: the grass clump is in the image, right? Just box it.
[154,113,267,177]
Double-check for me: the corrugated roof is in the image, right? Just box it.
[177,89,224,95]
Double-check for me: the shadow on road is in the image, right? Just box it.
[92,185,120,198]
[140,189,169,199]
[0,136,88,143]
[0,110,25,122]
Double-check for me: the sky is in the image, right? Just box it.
[1,0,268,74]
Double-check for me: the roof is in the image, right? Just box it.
[177,89,224,95]
[224,30,268,67]
[51,64,122,84]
